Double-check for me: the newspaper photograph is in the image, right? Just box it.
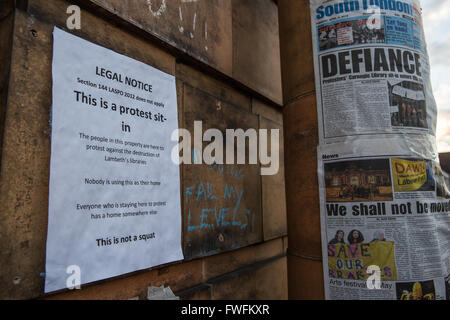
[310,0,438,143]
[318,139,449,300]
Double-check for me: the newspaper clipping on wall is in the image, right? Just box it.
[310,0,438,144]
[318,139,449,300]
[310,0,449,300]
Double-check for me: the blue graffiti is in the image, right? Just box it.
[208,164,245,181]
[186,183,255,233]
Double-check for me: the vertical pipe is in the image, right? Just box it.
[278,0,324,299]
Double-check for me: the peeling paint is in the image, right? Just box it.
[178,6,184,33]
[190,12,196,38]
[204,21,208,51]
[193,12,197,31]
[146,0,167,17]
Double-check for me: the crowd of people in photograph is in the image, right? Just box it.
[338,183,380,200]
[391,102,427,128]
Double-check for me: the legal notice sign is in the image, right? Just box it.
[45,28,183,293]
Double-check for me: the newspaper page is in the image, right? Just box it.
[318,138,450,300]
[310,0,437,143]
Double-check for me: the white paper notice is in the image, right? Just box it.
[45,28,183,293]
